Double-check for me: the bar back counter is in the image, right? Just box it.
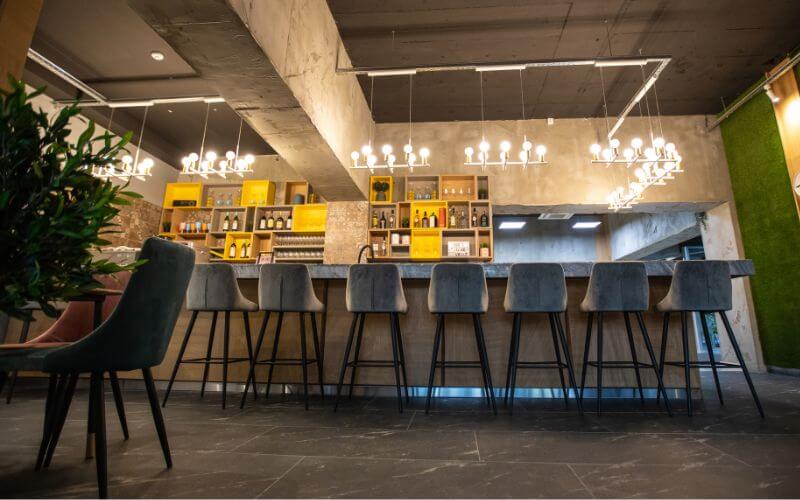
[135,260,753,396]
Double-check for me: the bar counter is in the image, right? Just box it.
[142,260,754,394]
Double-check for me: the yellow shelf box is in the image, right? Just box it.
[292,204,327,232]
[370,175,393,202]
[241,180,276,207]
[163,182,202,208]
[223,232,255,261]
[410,228,442,260]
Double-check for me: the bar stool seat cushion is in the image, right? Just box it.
[657,260,732,312]
[187,264,257,312]
[504,263,567,313]
[347,264,407,313]
[259,264,324,313]
[428,263,488,314]
[580,262,649,312]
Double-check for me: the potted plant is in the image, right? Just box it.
[479,242,490,258]
[0,78,143,319]
[401,217,410,228]
[372,180,390,201]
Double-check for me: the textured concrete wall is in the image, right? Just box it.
[492,217,599,263]
[106,198,162,248]
[324,201,369,263]
[608,212,700,261]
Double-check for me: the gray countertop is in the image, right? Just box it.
[232,260,754,279]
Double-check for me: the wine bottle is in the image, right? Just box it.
[480,210,489,227]
[460,210,467,229]
[414,210,421,228]
[222,213,230,231]
[259,214,267,230]
[228,241,237,258]
[429,211,437,228]
[276,214,284,230]
[449,207,457,228]
[267,213,275,229]
[388,209,395,228]
[286,214,293,230]
[380,211,387,229]
[232,214,240,231]
[471,208,478,227]
[381,237,387,256]
[240,241,247,258]
[422,211,429,228]
[372,210,379,228]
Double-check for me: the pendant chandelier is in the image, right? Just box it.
[350,73,430,173]
[464,68,547,169]
[92,107,154,181]
[181,104,255,179]
[589,64,684,211]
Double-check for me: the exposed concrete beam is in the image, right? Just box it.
[128,0,369,201]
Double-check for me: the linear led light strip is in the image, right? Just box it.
[607,159,684,211]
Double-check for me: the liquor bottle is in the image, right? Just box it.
[222,213,230,232]
[471,208,478,227]
[259,214,267,230]
[460,210,467,229]
[388,209,395,228]
[414,210,421,228]
[438,207,446,228]
[245,242,252,258]
[267,213,275,229]
[429,211,437,228]
[276,214,284,230]
[480,210,489,227]
[381,237,387,256]
[372,210,379,228]
[379,211,387,229]
[232,214,240,231]
[286,213,293,230]
[449,207,457,228]
[228,241,237,258]
[201,222,208,233]
[422,211,429,228]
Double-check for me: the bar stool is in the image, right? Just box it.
[240,264,325,410]
[503,263,582,414]
[579,262,672,415]
[163,263,258,409]
[656,260,764,417]
[425,263,496,414]
[335,264,410,412]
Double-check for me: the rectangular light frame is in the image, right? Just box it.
[498,221,527,230]
[572,221,602,229]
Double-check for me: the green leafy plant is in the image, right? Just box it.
[0,78,143,319]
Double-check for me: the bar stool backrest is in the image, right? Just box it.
[665,260,732,311]
[582,262,649,312]
[428,263,488,314]
[42,237,196,372]
[258,263,324,312]
[504,263,567,313]
[186,263,254,311]
[347,264,407,313]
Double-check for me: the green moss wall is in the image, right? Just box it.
[720,89,800,369]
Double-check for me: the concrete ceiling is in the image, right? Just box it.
[328,0,800,122]
[23,0,274,167]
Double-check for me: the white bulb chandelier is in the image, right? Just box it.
[350,73,430,173]
[91,107,154,181]
[181,107,255,179]
[465,69,547,169]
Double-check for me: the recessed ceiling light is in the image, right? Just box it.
[572,221,602,229]
[499,221,526,230]
[150,51,165,61]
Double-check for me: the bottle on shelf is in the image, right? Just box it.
[372,210,379,228]
[414,210,421,228]
[228,241,237,258]
[380,237,387,256]
[246,242,252,258]
[429,211,437,228]
[422,211,429,228]
[379,211,387,229]
[460,210,467,229]
[438,207,446,228]
[259,213,267,230]
[240,241,248,258]
[267,213,275,229]
[388,209,395,228]
[276,214,284,230]
[222,213,230,232]
[232,214,240,231]
[480,210,489,227]
[286,213,293,230]
[449,207,457,228]
[471,207,478,227]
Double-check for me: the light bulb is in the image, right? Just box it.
[403,144,413,154]
[623,148,634,160]
[500,140,511,152]
[367,154,377,166]
[634,168,646,180]
[181,157,191,168]
[419,147,430,159]
[225,151,235,161]
[205,151,217,162]
[602,148,613,161]
[141,158,154,169]
[388,154,396,165]
[351,151,360,161]
[645,148,657,160]
[522,140,532,151]
[664,162,675,171]
[381,144,392,156]
[200,160,209,169]
[122,155,133,165]
[653,137,665,149]
[464,146,474,157]
[609,138,620,149]
[654,166,665,177]
[590,143,602,155]
[408,153,417,165]
[478,151,487,162]
[361,145,372,156]
[535,145,547,157]
[631,137,643,150]
[219,160,228,169]
[518,150,528,162]
[244,154,255,164]
[479,140,490,153]
[665,142,676,153]
[188,152,199,162]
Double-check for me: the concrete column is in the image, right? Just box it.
[0,0,43,88]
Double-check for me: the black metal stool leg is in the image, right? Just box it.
[241,312,270,408]
[473,314,497,414]
[554,313,583,414]
[471,314,491,404]
[393,314,410,403]
[243,312,258,399]
[718,311,764,418]
[143,367,172,468]
[310,312,325,400]
[579,312,594,401]
[425,314,444,414]
[200,312,218,398]
[657,312,670,405]
[265,312,284,401]
[548,313,569,406]
[221,311,231,409]
[508,312,522,414]
[504,313,518,405]
[42,373,78,469]
[635,312,673,416]
[680,311,693,416]
[700,312,724,405]
[596,312,604,416]
[298,312,310,410]
[348,313,365,399]
[35,374,63,470]
[164,310,198,407]
[623,313,645,402]
[108,372,128,439]
[6,317,32,403]
[90,372,108,499]
[334,313,359,412]
[388,313,404,413]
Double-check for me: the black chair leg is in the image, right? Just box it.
[388,313,404,413]
[579,312,594,401]
[243,312,258,399]
[471,314,491,405]
[680,311,693,416]
[425,315,444,414]
[108,372,128,439]
[42,374,78,469]
[164,310,198,407]
[718,311,765,418]
[264,312,284,401]
[508,312,522,414]
[0,372,6,396]
[440,315,446,387]
[241,312,270,408]
[200,312,218,398]
[700,312,724,405]
[299,313,310,410]
[596,312,604,416]
[623,313,645,402]
[143,367,172,468]
[36,374,63,470]
[348,313,365,399]
[310,313,325,400]
[393,314,410,403]
[657,312,670,405]
[504,313,518,405]
[634,312,673,416]
[554,313,583,414]
[334,313,359,412]
[473,314,497,414]
[90,372,108,499]
[6,317,32,404]
[548,313,569,406]
[222,311,231,409]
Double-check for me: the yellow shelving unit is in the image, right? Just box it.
[163,182,202,208]
[369,175,394,202]
[223,232,255,261]
[292,204,328,232]
[240,180,276,207]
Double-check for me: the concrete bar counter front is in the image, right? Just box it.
[141,260,754,397]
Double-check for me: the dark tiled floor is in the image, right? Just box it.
[0,372,799,498]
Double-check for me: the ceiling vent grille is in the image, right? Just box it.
[538,213,574,220]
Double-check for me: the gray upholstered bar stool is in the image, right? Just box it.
[425,263,496,414]
[656,260,764,417]
[334,264,410,413]
[579,262,672,416]
[503,263,582,414]
[240,264,325,410]
[163,263,258,409]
